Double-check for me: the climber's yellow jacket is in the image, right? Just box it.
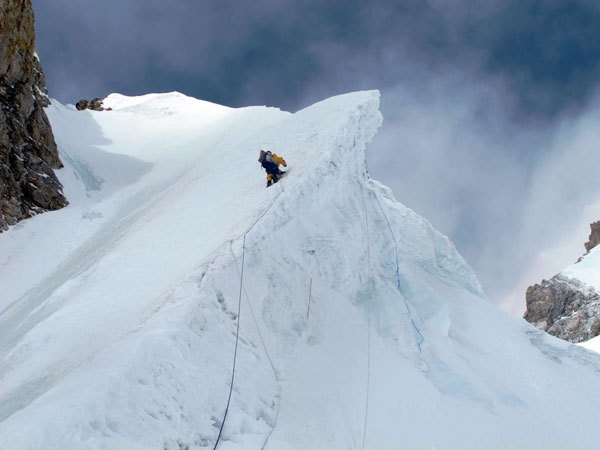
[271,153,287,167]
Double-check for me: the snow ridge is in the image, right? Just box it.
[2,91,600,450]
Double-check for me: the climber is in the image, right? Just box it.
[258,150,287,187]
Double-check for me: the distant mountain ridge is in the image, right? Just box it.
[524,221,600,343]
[0,0,66,231]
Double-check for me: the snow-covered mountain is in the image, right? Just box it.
[2,91,600,450]
[525,224,600,344]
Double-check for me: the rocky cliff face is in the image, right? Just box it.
[0,0,67,231]
[524,222,600,343]
[584,221,600,254]
[524,275,600,343]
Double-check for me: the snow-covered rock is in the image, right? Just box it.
[2,91,600,450]
[525,223,600,343]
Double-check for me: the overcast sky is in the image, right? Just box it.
[31,0,600,313]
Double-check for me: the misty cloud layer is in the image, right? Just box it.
[31,0,600,312]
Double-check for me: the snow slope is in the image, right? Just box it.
[2,91,600,450]
[563,245,600,293]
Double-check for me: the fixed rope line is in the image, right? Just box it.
[306,278,313,320]
[359,175,372,450]
[213,191,282,450]
[371,187,424,353]
[228,241,282,450]
[212,235,246,450]
[372,193,401,291]
[306,249,315,320]
[369,187,460,292]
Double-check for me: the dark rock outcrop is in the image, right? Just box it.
[584,221,600,254]
[524,275,600,343]
[76,97,111,111]
[0,0,67,231]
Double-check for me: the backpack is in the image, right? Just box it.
[258,150,276,168]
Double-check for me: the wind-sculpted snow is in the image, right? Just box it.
[2,91,600,450]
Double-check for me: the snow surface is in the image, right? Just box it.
[563,244,600,292]
[2,91,600,450]
[580,335,600,353]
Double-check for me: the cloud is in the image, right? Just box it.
[367,68,600,313]
[32,0,353,106]
[33,0,600,114]
[30,0,600,314]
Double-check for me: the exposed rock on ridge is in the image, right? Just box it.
[524,221,600,343]
[76,97,111,111]
[524,275,600,343]
[584,220,600,254]
[0,0,67,231]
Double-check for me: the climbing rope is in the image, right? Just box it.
[229,240,282,450]
[212,234,246,450]
[213,188,283,450]
[371,186,424,352]
[306,249,315,320]
[359,176,372,450]
[370,186,462,292]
